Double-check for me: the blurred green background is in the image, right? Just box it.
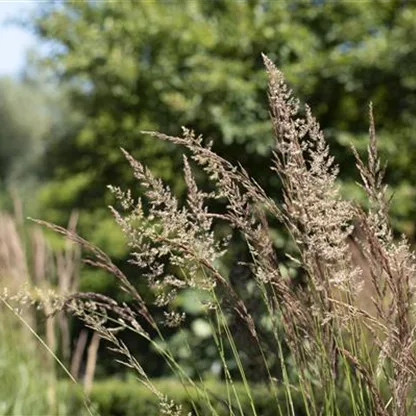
[0,0,415,411]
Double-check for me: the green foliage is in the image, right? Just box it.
[21,0,416,389]
[31,0,416,240]
[67,379,350,416]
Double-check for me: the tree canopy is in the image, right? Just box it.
[30,0,416,241]
[17,0,416,380]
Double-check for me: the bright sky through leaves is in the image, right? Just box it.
[0,1,37,76]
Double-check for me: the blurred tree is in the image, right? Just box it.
[0,74,61,215]
[25,0,416,380]
[30,0,416,240]
[0,77,46,184]
[0,53,77,211]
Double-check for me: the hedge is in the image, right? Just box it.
[66,378,353,416]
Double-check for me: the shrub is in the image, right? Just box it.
[12,55,416,415]
[67,379,353,416]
